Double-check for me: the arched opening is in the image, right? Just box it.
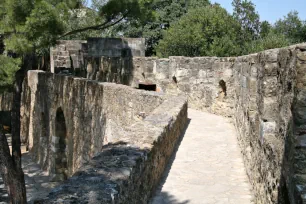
[54,108,68,180]
[219,80,227,97]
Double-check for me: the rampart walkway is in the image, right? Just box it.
[151,109,253,204]
[1,109,253,203]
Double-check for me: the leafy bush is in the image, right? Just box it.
[156,5,240,57]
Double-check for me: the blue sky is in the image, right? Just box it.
[211,0,306,23]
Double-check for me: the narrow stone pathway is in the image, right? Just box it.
[151,109,253,204]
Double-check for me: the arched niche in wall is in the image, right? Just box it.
[51,107,68,181]
[219,79,227,98]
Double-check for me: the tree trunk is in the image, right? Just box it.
[0,127,27,204]
[0,54,35,203]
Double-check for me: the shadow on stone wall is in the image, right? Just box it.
[85,38,137,87]
[151,192,190,204]
[277,116,293,204]
[38,143,188,203]
[0,111,11,133]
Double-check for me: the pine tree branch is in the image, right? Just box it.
[59,14,127,39]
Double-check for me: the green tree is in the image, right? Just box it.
[232,0,260,54]
[245,32,290,54]
[0,56,20,93]
[259,32,290,50]
[260,20,272,38]
[156,5,240,57]
[274,11,306,43]
[110,0,210,56]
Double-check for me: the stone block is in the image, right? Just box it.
[52,136,60,144]
[262,97,278,121]
[175,69,190,81]
[264,77,278,97]
[155,59,169,80]
[297,50,306,61]
[264,63,278,76]
[248,77,257,95]
[262,49,279,62]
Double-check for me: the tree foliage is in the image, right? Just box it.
[109,0,210,55]
[232,0,260,54]
[156,5,240,57]
[0,55,20,93]
[274,11,306,43]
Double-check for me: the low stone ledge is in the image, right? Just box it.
[36,96,188,203]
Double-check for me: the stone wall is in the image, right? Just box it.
[232,44,306,204]
[133,57,236,117]
[37,95,188,203]
[44,42,306,203]
[50,40,87,73]
[79,44,306,203]
[233,48,296,203]
[289,45,306,203]
[21,71,165,180]
[50,38,145,74]
[86,56,235,117]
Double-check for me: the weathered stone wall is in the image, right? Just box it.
[21,71,165,180]
[87,38,145,57]
[86,56,235,117]
[233,44,306,204]
[289,45,306,203]
[80,44,306,203]
[50,40,87,73]
[133,57,236,117]
[37,95,188,204]
[45,42,306,203]
[50,38,145,74]
[233,48,296,203]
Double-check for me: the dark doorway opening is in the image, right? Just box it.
[55,108,68,180]
[138,83,157,91]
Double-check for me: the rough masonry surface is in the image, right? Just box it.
[21,70,188,203]
[4,41,305,203]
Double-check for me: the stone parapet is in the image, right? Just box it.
[32,93,188,203]
[27,42,306,203]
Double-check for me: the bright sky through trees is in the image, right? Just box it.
[211,0,306,23]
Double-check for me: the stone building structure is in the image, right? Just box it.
[0,39,299,203]
[47,41,306,203]
[50,38,145,75]
[21,70,188,202]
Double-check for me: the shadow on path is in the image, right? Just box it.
[0,148,60,203]
[150,119,191,204]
